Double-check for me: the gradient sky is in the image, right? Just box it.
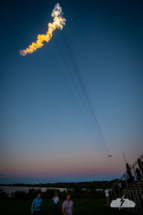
[0,0,143,184]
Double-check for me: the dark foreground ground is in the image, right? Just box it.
[0,199,131,215]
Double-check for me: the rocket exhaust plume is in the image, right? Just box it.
[20,3,66,56]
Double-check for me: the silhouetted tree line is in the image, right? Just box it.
[0,187,107,200]
[0,179,118,189]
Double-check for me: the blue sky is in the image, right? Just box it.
[0,0,143,184]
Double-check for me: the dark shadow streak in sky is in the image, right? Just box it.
[54,31,109,154]
[52,37,100,139]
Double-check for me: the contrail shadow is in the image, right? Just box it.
[54,29,110,155]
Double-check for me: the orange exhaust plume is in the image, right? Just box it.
[20,3,66,56]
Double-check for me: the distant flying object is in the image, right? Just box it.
[107,155,112,157]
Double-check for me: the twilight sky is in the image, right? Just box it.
[0,0,143,184]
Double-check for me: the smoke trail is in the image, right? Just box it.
[20,3,66,56]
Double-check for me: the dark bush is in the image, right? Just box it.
[26,188,41,200]
[42,188,57,199]
[0,188,9,200]
[12,191,26,200]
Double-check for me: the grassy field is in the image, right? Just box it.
[0,199,131,215]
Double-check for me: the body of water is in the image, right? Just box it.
[0,186,105,197]
[0,186,68,196]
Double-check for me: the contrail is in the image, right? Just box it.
[20,3,66,56]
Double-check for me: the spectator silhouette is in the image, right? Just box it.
[138,159,143,174]
[126,163,132,180]
[118,182,122,194]
[105,188,109,205]
[136,168,141,180]
[113,183,118,198]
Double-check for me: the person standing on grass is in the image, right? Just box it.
[105,188,109,205]
[113,183,118,198]
[62,193,74,215]
[52,193,59,215]
[31,193,43,214]
[118,182,122,194]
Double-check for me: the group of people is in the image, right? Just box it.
[110,158,143,201]
[126,159,143,184]
[31,159,143,211]
[31,193,74,215]
[105,182,123,205]
[113,182,122,197]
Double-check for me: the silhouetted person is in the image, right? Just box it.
[105,188,109,205]
[126,163,132,182]
[138,159,143,174]
[132,175,135,184]
[113,183,118,198]
[118,182,122,194]
[136,168,141,180]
